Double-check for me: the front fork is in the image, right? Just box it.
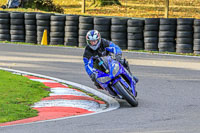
[111,76,137,97]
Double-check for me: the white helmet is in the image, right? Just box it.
[86,30,101,50]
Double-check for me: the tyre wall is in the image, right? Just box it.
[193,19,200,54]
[79,16,93,47]
[50,15,65,45]
[1,11,200,54]
[25,12,37,44]
[94,17,111,40]
[176,18,194,53]
[144,18,159,51]
[127,19,144,50]
[65,15,79,46]
[0,11,10,41]
[10,12,25,42]
[159,18,177,52]
[36,13,52,44]
[111,18,128,50]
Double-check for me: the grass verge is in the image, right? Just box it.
[0,70,50,123]
[1,0,200,18]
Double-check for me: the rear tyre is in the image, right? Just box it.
[114,81,138,107]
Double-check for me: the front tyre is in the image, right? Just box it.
[114,81,138,107]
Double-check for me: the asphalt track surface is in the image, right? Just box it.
[0,43,200,133]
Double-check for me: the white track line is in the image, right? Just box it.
[49,87,91,97]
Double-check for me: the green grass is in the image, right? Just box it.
[1,0,200,18]
[0,70,50,123]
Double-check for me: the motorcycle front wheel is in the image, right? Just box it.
[114,81,138,107]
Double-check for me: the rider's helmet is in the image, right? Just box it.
[86,30,101,50]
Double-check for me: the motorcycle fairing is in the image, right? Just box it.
[95,56,136,97]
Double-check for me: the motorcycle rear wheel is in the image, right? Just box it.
[114,81,138,107]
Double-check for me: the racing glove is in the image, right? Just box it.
[115,54,122,61]
[101,51,107,56]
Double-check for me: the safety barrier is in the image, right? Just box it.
[65,15,79,46]
[25,12,37,44]
[0,11,200,54]
[159,18,176,52]
[10,12,25,42]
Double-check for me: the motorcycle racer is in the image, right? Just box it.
[83,30,138,89]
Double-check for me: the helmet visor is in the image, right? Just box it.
[90,40,98,46]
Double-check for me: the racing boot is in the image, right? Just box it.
[94,81,103,90]
[90,73,104,90]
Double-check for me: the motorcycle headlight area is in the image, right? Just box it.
[112,63,119,76]
[97,76,111,83]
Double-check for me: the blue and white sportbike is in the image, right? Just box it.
[93,54,138,107]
